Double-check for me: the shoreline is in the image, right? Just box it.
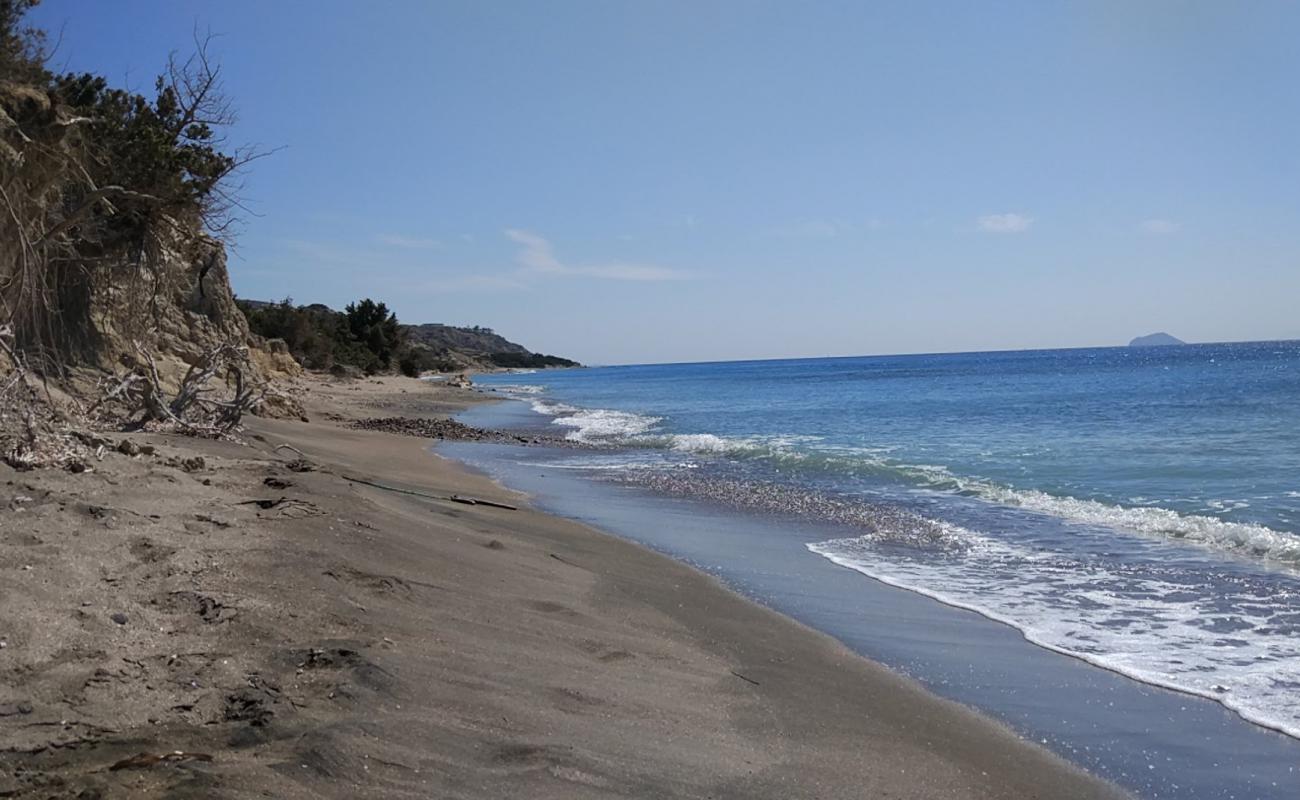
[1,374,1124,798]
[447,394,1300,799]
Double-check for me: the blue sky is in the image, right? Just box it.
[30,1,1300,364]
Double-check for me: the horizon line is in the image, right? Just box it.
[572,337,1300,370]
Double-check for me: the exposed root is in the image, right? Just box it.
[87,342,270,438]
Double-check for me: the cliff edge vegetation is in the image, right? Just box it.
[0,1,295,467]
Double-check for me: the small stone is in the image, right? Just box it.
[110,612,128,625]
[117,439,141,456]
[0,702,33,716]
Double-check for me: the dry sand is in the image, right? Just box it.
[0,374,1127,798]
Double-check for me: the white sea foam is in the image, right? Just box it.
[548,407,663,443]
[667,433,752,453]
[809,533,1300,741]
[790,446,1300,567]
[516,396,1300,566]
[491,383,546,395]
[958,480,1300,566]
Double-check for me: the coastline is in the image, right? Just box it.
[0,375,1123,798]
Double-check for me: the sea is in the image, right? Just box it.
[455,341,1300,797]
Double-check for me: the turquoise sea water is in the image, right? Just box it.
[473,341,1300,740]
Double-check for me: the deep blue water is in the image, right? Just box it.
[472,341,1300,740]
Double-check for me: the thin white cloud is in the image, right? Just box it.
[1140,219,1180,235]
[272,229,688,299]
[505,229,690,281]
[977,213,1033,233]
[377,233,442,249]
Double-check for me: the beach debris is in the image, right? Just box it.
[237,497,289,510]
[110,612,128,625]
[165,455,206,472]
[232,495,321,519]
[0,702,33,716]
[224,688,275,726]
[340,473,518,511]
[450,494,518,511]
[263,476,293,489]
[117,439,141,456]
[110,751,214,771]
[166,590,235,624]
[275,446,318,472]
[71,431,113,450]
[299,646,361,670]
[484,539,505,550]
[90,343,268,437]
[729,670,761,687]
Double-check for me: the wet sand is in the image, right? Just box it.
[0,375,1124,798]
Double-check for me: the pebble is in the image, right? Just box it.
[347,416,539,445]
[110,612,129,625]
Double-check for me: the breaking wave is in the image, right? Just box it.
[808,534,1300,740]
[503,391,1300,569]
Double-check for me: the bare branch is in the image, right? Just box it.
[33,185,160,248]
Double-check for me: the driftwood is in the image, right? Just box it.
[339,473,518,511]
[450,494,519,511]
[90,342,266,437]
[109,750,214,771]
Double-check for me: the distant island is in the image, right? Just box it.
[1129,332,1186,347]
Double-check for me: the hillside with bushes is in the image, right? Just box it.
[239,298,579,376]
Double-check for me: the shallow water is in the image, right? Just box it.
[473,343,1300,744]
[442,436,1300,800]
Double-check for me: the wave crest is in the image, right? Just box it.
[516,396,1300,567]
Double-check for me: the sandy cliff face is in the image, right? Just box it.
[85,235,242,374]
[1,78,299,395]
[65,231,301,404]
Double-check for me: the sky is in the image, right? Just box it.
[28,1,1300,365]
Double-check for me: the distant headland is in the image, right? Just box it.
[1128,332,1186,347]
